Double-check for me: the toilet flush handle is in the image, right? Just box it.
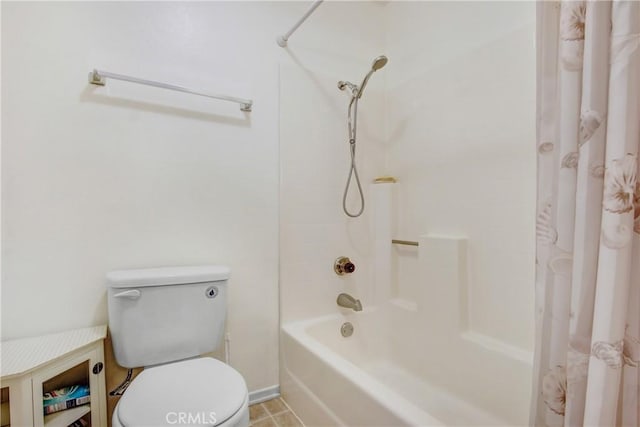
[113,289,141,299]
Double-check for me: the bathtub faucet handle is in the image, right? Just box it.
[334,257,356,275]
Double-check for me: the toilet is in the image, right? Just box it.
[107,265,250,427]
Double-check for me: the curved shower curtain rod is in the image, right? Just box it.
[277,0,324,47]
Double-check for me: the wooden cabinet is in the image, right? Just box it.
[1,326,107,427]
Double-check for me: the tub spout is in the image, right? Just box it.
[337,293,363,312]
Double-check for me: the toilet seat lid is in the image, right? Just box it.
[118,357,247,427]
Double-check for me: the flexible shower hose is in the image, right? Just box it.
[343,96,365,218]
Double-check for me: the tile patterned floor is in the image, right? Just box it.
[249,397,304,427]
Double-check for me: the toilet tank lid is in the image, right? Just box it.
[107,265,230,288]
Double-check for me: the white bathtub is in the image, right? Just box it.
[280,309,514,427]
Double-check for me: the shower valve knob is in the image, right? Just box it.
[334,257,356,275]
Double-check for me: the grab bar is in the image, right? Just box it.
[392,239,419,247]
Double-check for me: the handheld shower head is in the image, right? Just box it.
[371,55,388,71]
[337,55,389,218]
[337,55,389,99]
[357,55,388,99]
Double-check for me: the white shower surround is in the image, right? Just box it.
[279,1,536,425]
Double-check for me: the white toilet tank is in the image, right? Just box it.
[107,265,230,368]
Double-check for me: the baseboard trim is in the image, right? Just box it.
[249,385,280,405]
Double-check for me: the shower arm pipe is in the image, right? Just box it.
[88,69,253,112]
[277,0,324,47]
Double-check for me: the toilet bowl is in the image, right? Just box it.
[112,358,249,427]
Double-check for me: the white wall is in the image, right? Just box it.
[278,2,387,324]
[385,0,536,351]
[2,1,306,393]
[383,2,536,422]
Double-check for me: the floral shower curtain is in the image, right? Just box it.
[532,1,640,426]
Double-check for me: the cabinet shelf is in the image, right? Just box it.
[43,404,90,427]
[1,326,106,427]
